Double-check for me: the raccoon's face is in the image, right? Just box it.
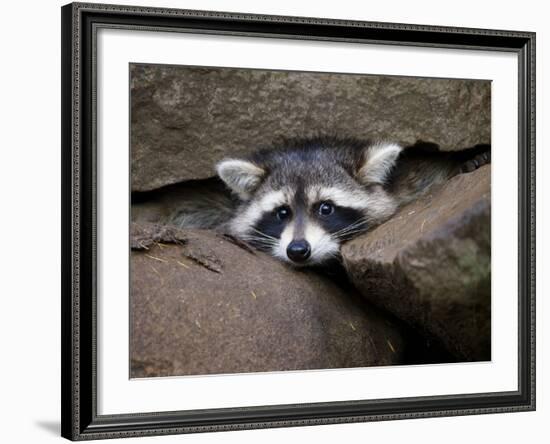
[217,141,402,266]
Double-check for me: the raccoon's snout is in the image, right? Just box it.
[286,240,311,263]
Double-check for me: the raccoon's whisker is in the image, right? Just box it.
[331,229,369,240]
[331,218,371,237]
[331,223,371,240]
[238,235,279,247]
[333,222,369,235]
[240,234,278,244]
[332,217,370,232]
[239,235,277,243]
[250,228,279,241]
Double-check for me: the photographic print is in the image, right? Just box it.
[129,64,491,378]
[62,3,535,439]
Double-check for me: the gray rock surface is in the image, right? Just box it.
[131,64,491,191]
[341,166,491,362]
[130,224,405,377]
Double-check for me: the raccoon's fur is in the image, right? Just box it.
[171,136,490,266]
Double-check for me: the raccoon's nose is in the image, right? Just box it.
[287,240,311,263]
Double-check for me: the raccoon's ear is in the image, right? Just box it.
[356,142,403,185]
[216,158,266,199]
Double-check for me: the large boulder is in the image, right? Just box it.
[341,166,491,362]
[130,224,406,377]
[131,64,491,191]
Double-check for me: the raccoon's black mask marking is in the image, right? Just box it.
[251,195,366,255]
[252,209,287,250]
[315,204,366,241]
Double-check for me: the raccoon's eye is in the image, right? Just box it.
[318,202,334,216]
[276,206,292,221]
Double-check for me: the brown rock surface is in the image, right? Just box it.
[342,166,491,361]
[130,224,406,377]
[131,64,491,191]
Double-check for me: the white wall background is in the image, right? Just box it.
[0,0,545,443]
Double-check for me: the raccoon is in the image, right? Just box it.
[173,136,490,266]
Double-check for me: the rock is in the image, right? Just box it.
[131,64,491,191]
[341,166,491,362]
[130,224,406,377]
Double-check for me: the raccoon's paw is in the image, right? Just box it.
[459,150,491,173]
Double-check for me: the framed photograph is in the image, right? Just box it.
[61,2,535,440]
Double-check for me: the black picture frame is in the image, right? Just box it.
[61,2,536,440]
